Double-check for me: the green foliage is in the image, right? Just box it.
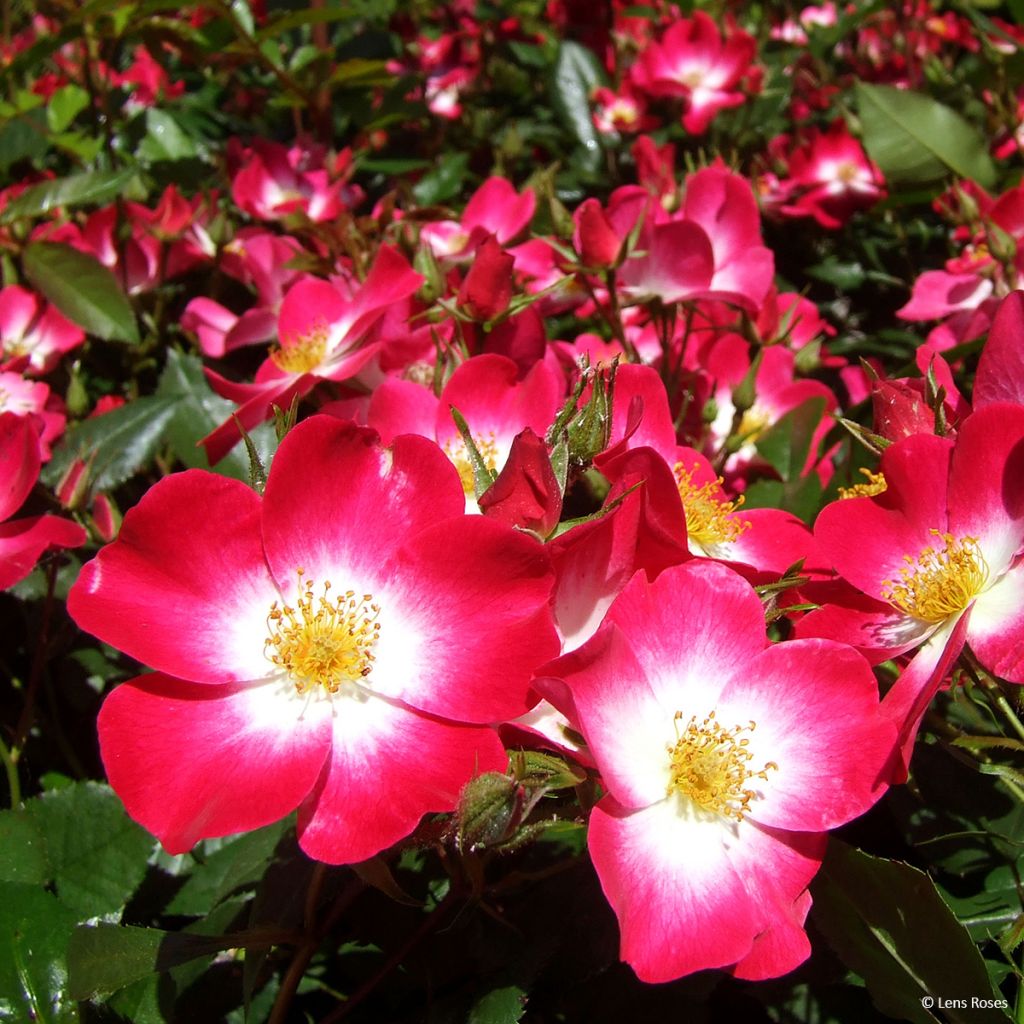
[43,396,179,498]
[23,242,140,344]
[0,169,137,223]
[0,883,81,1024]
[67,925,240,1001]
[2,0,1024,1021]
[156,348,276,482]
[855,83,998,188]
[813,840,1011,1023]
[549,42,606,176]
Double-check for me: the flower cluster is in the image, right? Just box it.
[5,0,1024,1008]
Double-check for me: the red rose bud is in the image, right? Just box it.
[479,428,562,537]
[457,235,514,321]
[91,494,120,543]
[573,198,622,267]
[871,378,936,441]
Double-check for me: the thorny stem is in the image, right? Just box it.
[962,650,1024,745]
[267,865,369,1024]
[267,863,330,1024]
[318,887,460,1023]
[927,708,1024,805]
[13,559,59,753]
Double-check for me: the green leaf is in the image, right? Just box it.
[22,241,139,344]
[755,397,827,482]
[412,151,469,205]
[230,0,255,35]
[329,58,393,87]
[156,348,275,482]
[46,83,89,133]
[138,108,200,163]
[469,985,528,1024]
[0,882,80,1023]
[28,781,155,918]
[812,841,1011,1024]
[0,107,49,172]
[805,257,867,291]
[164,822,287,916]
[43,395,179,498]
[1,168,137,223]
[67,924,238,1000]
[0,810,50,885]
[549,42,604,172]
[742,474,823,525]
[50,129,105,162]
[938,863,1024,942]
[854,83,997,188]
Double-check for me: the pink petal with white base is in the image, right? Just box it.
[589,796,765,982]
[882,613,968,780]
[796,587,933,660]
[297,695,506,864]
[376,515,558,722]
[713,640,893,831]
[947,404,1024,572]
[98,673,333,854]
[814,434,954,601]
[606,562,767,712]
[261,418,463,585]
[733,889,815,982]
[618,221,714,304]
[969,566,1024,684]
[68,472,278,684]
[897,272,992,321]
[365,377,438,445]
[434,354,561,447]
[542,625,679,808]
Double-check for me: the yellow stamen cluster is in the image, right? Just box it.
[269,323,329,374]
[737,407,771,445]
[835,161,861,185]
[265,569,381,695]
[882,530,989,623]
[666,711,777,821]
[2,339,29,359]
[673,463,750,546]
[838,468,888,500]
[443,433,499,497]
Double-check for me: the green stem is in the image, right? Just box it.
[963,651,1024,745]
